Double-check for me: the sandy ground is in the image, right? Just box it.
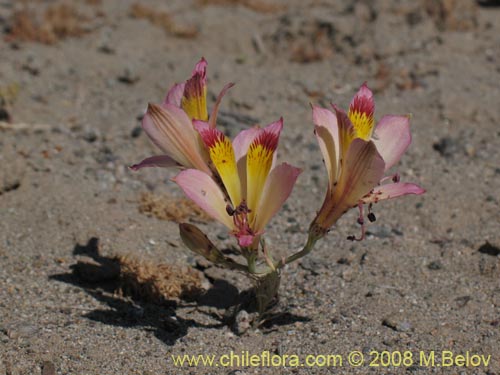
[1,0,500,374]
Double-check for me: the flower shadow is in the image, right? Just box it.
[50,237,310,345]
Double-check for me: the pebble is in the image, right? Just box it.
[432,137,463,158]
[427,260,443,270]
[82,128,100,143]
[41,361,56,375]
[130,126,142,138]
[4,323,39,339]
[478,242,500,256]
[382,314,412,332]
[233,310,251,336]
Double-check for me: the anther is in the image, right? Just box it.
[368,212,376,222]
[226,205,235,216]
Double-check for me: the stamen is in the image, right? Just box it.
[231,200,255,247]
[368,203,376,222]
[380,172,400,184]
[347,203,366,241]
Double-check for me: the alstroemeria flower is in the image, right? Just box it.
[173,118,301,248]
[131,58,233,174]
[310,83,425,239]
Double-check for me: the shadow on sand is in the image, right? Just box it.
[50,237,310,345]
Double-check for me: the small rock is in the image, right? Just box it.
[233,310,251,335]
[366,225,392,239]
[130,126,142,138]
[5,323,39,339]
[82,128,99,143]
[382,314,412,332]
[432,137,463,158]
[427,261,443,270]
[95,170,116,190]
[41,361,56,375]
[478,242,500,256]
[0,144,26,195]
[455,296,471,308]
[117,68,140,85]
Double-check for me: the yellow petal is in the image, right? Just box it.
[246,125,281,222]
[182,86,208,121]
[198,127,241,208]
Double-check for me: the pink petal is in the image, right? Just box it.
[130,155,179,171]
[361,182,425,204]
[312,105,339,190]
[316,139,385,228]
[208,82,235,129]
[253,163,302,232]
[236,234,255,248]
[232,126,261,162]
[142,103,211,174]
[264,117,283,136]
[192,57,208,76]
[173,169,234,229]
[373,115,412,171]
[337,139,385,206]
[193,119,210,133]
[164,83,185,107]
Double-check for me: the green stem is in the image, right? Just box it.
[247,252,257,274]
[277,231,319,268]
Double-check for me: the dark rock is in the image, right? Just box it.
[41,361,56,375]
[427,261,443,270]
[382,314,412,332]
[455,295,472,308]
[130,126,142,138]
[478,242,500,256]
[432,137,463,158]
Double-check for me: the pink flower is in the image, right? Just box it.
[131,58,233,174]
[173,119,301,248]
[310,83,425,239]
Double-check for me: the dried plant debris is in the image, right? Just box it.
[72,242,203,302]
[198,0,286,14]
[138,192,211,223]
[129,3,198,39]
[116,254,203,302]
[423,0,478,31]
[268,17,338,64]
[0,83,19,122]
[5,4,90,44]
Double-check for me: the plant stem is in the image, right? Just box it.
[277,231,319,268]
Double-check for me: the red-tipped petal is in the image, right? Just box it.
[348,83,375,140]
[192,57,208,77]
[373,115,412,171]
[349,82,374,117]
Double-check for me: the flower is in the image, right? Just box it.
[310,83,425,239]
[131,58,233,174]
[173,118,301,248]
